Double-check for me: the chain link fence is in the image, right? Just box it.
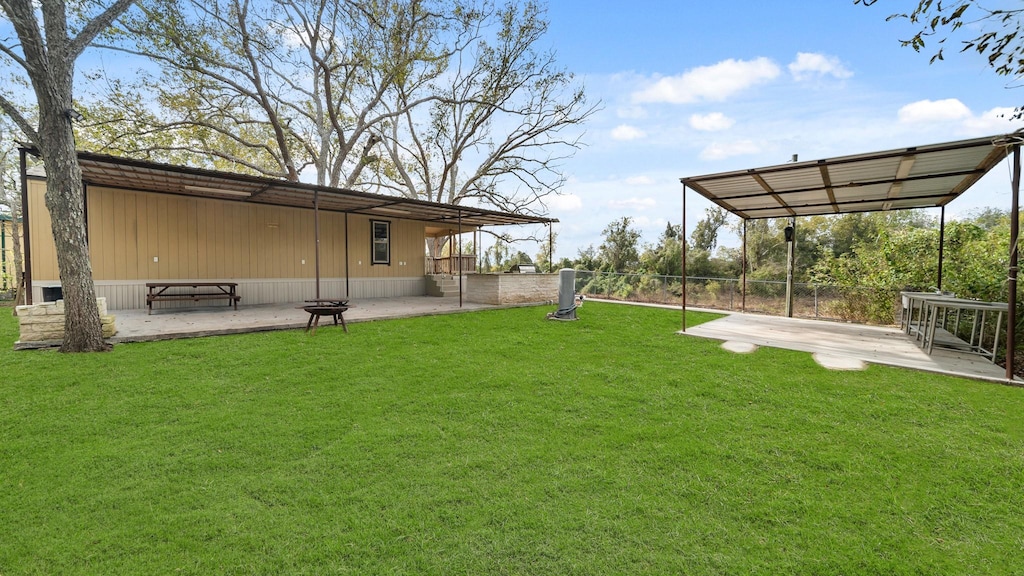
[574,271,900,325]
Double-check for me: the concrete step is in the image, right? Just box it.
[426,275,466,297]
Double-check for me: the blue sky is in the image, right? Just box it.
[8,1,1021,263]
[535,0,1024,260]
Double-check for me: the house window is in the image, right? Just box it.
[371,220,390,265]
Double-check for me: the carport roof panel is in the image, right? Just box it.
[24,148,557,228]
[680,133,1018,219]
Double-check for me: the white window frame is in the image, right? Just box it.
[371,220,391,265]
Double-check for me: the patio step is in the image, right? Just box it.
[425,274,465,297]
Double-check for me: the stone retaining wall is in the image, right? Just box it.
[465,274,558,305]
[17,298,117,343]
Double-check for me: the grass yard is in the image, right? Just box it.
[1,301,1023,574]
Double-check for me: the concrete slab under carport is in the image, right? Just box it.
[681,311,1016,384]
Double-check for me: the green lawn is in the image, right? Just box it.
[1,302,1023,574]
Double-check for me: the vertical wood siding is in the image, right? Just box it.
[28,181,431,308]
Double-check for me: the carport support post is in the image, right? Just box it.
[314,190,321,300]
[19,148,31,305]
[549,222,554,272]
[1008,145,1020,381]
[344,212,350,299]
[458,209,463,308]
[741,219,747,312]
[681,184,687,332]
[785,217,795,317]
[937,206,946,291]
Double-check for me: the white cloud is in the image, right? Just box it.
[632,215,669,229]
[608,197,657,211]
[897,98,972,123]
[788,52,853,81]
[962,107,1023,133]
[690,112,736,131]
[611,124,647,141]
[624,175,655,186]
[616,105,648,120]
[548,193,584,212]
[699,139,763,161]
[631,57,781,104]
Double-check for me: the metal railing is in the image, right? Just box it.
[574,271,900,324]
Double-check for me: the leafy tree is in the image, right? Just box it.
[732,218,789,279]
[597,216,641,272]
[0,0,136,352]
[509,251,533,265]
[535,230,556,272]
[640,222,682,277]
[551,256,573,271]
[489,237,511,270]
[965,207,1009,231]
[810,210,1016,323]
[856,0,1024,115]
[690,207,729,252]
[574,244,599,271]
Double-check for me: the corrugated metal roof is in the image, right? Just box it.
[24,149,557,228]
[680,133,1021,219]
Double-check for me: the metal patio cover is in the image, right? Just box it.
[679,133,1020,220]
[30,148,557,229]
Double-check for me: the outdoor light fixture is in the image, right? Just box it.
[784,225,795,242]
[65,109,84,123]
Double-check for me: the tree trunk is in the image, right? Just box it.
[9,195,24,296]
[38,109,109,352]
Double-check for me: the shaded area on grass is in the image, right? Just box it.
[1,303,1023,574]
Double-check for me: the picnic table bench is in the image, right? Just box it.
[146,282,240,315]
[302,299,349,334]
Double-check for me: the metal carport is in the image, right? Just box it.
[679,132,1023,379]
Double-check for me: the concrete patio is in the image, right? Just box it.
[107,297,503,343]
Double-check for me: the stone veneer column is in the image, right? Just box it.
[16,297,116,343]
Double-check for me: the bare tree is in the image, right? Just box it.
[0,0,136,351]
[0,125,25,302]
[377,2,596,236]
[97,0,470,187]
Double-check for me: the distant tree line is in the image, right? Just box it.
[541,207,1018,324]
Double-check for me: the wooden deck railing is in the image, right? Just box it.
[425,255,477,274]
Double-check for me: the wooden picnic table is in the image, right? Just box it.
[146,282,240,315]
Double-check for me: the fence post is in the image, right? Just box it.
[814,285,819,319]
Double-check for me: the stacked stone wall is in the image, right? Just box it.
[16,298,117,343]
[466,274,558,305]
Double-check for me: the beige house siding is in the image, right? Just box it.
[28,179,429,308]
